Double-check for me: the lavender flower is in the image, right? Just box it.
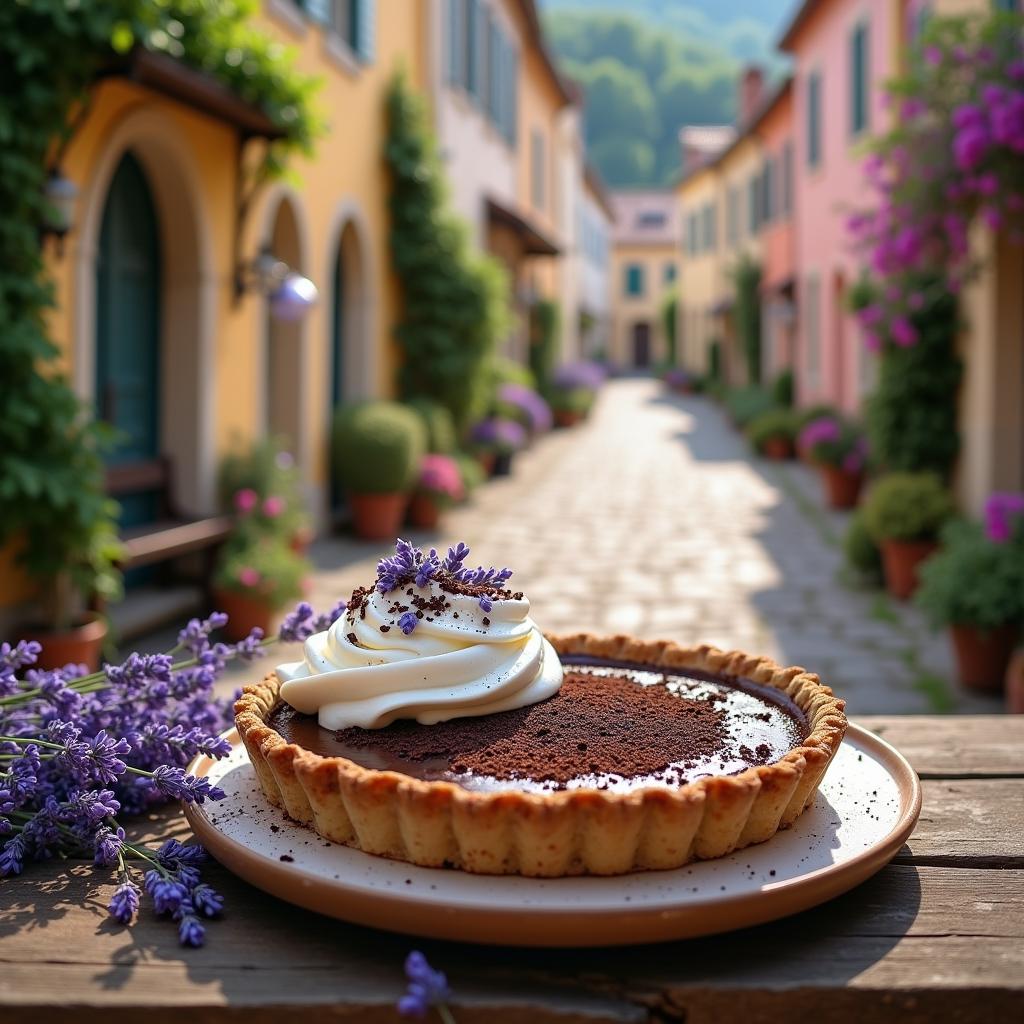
[398,951,452,1019]
[108,880,141,924]
[399,612,419,636]
[0,598,341,946]
[442,543,470,572]
[497,383,553,433]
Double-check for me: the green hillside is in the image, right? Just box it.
[540,1,793,187]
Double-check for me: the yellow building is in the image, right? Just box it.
[609,191,680,367]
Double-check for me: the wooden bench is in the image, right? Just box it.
[105,457,233,577]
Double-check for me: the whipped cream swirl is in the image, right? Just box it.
[276,583,563,730]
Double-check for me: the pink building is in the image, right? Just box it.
[780,0,914,413]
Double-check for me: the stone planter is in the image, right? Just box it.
[22,613,108,672]
[949,623,1018,693]
[881,538,938,601]
[820,464,863,510]
[349,492,408,541]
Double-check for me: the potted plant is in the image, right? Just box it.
[469,417,526,476]
[219,437,311,552]
[406,397,458,456]
[496,382,553,437]
[862,473,954,600]
[746,409,798,461]
[662,366,693,395]
[407,454,465,529]
[794,404,839,461]
[212,533,310,643]
[915,520,1024,692]
[799,417,869,509]
[550,387,595,428]
[332,401,425,540]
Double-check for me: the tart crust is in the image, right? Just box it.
[234,634,847,877]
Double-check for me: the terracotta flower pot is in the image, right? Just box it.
[21,613,108,672]
[554,410,583,428]
[1006,648,1024,713]
[213,587,279,643]
[949,623,1019,693]
[290,526,315,555]
[880,538,938,601]
[762,436,794,461]
[349,492,408,541]
[820,464,863,509]
[407,492,442,530]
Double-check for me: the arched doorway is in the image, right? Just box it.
[265,198,304,459]
[632,321,651,367]
[95,151,161,529]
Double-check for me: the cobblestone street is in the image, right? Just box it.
[307,377,999,716]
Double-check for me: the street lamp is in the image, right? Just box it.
[41,169,78,255]
[235,244,318,321]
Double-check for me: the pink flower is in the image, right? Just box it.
[418,454,464,501]
[973,173,999,197]
[901,98,926,120]
[891,316,918,347]
[263,495,286,518]
[908,292,925,312]
[953,125,989,172]
[982,206,1003,231]
[234,488,258,513]
[863,330,881,352]
[985,493,1024,543]
[239,567,260,587]
[923,45,943,67]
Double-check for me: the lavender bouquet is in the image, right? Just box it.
[0,600,343,946]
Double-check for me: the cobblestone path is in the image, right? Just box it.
[308,377,997,715]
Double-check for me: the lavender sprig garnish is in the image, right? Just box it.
[0,599,346,946]
[398,951,455,1022]
[374,540,513,631]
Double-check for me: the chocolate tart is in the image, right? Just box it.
[234,634,847,877]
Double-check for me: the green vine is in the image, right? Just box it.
[0,0,318,629]
[660,287,678,366]
[529,298,560,397]
[732,255,762,386]
[385,71,509,430]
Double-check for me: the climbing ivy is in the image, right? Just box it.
[660,288,678,366]
[529,298,560,397]
[732,255,762,386]
[0,0,318,625]
[385,71,509,429]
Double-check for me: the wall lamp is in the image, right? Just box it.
[41,168,79,256]
[235,245,318,322]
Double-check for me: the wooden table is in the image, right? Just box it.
[2,716,1022,1022]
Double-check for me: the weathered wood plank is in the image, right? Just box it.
[856,716,1024,778]
[900,779,1024,867]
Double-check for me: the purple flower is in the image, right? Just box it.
[313,599,347,633]
[176,904,207,947]
[953,125,989,172]
[798,417,841,451]
[190,883,224,918]
[108,880,141,924]
[398,951,451,1018]
[984,493,1024,543]
[497,383,553,433]
[279,602,315,642]
[150,766,225,805]
[552,361,606,391]
[442,543,470,573]
[398,612,419,635]
[890,316,918,347]
[469,417,527,453]
[923,45,943,67]
[93,825,126,866]
[157,839,208,868]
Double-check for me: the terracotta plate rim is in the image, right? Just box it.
[184,721,922,946]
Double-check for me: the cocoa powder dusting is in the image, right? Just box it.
[332,671,726,787]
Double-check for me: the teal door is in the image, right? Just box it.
[95,153,162,529]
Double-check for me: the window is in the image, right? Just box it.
[700,201,716,251]
[625,264,644,297]
[306,0,375,59]
[762,158,775,225]
[636,211,667,228]
[850,20,870,136]
[748,174,760,235]
[465,0,480,97]
[687,211,699,255]
[447,0,464,83]
[782,141,794,217]
[993,0,1020,11]
[806,274,821,389]
[727,186,739,246]
[807,70,822,168]
[906,2,931,45]
[664,262,677,284]
[531,128,545,210]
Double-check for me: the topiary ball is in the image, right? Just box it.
[332,401,426,494]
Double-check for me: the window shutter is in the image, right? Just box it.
[355,0,375,62]
[448,0,462,84]
[304,0,331,23]
[507,45,519,145]
[466,0,480,97]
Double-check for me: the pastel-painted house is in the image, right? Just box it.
[609,190,682,368]
[755,77,797,384]
[577,164,616,361]
[779,0,901,414]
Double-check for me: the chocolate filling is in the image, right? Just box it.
[268,659,808,794]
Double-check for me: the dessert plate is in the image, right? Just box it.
[184,723,921,946]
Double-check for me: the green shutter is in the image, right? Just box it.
[304,0,331,23]
[851,23,868,135]
[448,0,462,83]
[808,72,821,167]
[466,0,479,97]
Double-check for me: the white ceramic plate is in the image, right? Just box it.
[184,723,921,946]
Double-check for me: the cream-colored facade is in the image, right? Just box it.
[676,164,723,376]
